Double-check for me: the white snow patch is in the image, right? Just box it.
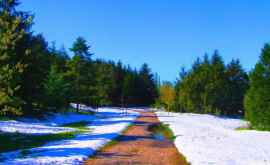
[156,111,270,165]
[0,112,96,134]
[0,107,139,165]
[70,103,95,113]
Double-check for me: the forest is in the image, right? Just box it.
[158,47,270,130]
[0,0,158,117]
[1,0,270,131]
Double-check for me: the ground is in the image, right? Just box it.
[85,111,188,165]
[1,108,270,165]
[0,108,139,165]
[156,111,270,165]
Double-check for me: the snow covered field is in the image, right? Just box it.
[156,111,270,165]
[0,108,139,165]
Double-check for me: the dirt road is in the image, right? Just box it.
[85,110,188,165]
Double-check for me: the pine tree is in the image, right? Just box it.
[139,63,158,105]
[225,59,248,115]
[122,72,136,106]
[0,0,32,116]
[94,60,114,107]
[244,44,270,130]
[110,61,125,106]
[207,51,226,114]
[44,65,70,110]
[174,51,248,116]
[68,37,93,110]
[70,37,93,60]
[19,34,51,114]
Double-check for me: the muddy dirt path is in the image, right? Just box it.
[84,110,188,165]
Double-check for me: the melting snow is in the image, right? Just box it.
[156,111,270,165]
[0,107,139,165]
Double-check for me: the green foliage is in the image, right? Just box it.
[0,131,76,153]
[122,70,139,106]
[120,64,158,106]
[0,120,91,153]
[62,121,91,132]
[67,41,93,108]
[0,0,158,117]
[244,44,270,130]
[0,0,32,116]
[159,81,175,112]
[139,63,158,105]
[44,65,70,110]
[19,34,51,114]
[93,60,114,106]
[70,37,93,60]
[148,123,176,141]
[173,51,248,116]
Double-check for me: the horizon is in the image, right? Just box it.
[19,0,270,82]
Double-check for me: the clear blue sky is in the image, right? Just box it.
[19,0,270,82]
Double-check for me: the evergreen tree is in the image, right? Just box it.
[174,51,247,116]
[139,63,158,105]
[225,59,248,115]
[244,44,270,130]
[44,65,70,110]
[110,61,125,106]
[174,67,187,112]
[0,0,32,116]
[122,72,136,106]
[206,51,226,114]
[49,44,69,73]
[68,37,94,110]
[70,37,93,60]
[19,34,51,114]
[94,60,114,107]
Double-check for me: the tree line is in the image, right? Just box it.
[2,0,270,131]
[0,0,158,117]
[158,48,270,130]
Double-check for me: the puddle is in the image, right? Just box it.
[148,123,175,141]
[153,133,165,141]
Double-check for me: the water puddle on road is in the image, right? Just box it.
[153,133,165,141]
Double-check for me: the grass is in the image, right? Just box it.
[0,121,91,155]
[148,123,176,141]
[62,121,91,132]
[236,126,251,131]
[0,131,77,154]
[0,116,14,121]
[148,123,190,165]
[236,125,270,132]
[93,123,134,154]
[100,139,119,151]
[122,124,133,134]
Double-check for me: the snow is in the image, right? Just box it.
[156,111,270,165]
[0,120,74,134]
[70,103,95,113]
[0,112,96,134]
[0,107,139,165]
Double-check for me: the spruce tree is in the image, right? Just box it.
[68,37,93,110]
[94,60,114,107]
[139,63,158,105]
[244,44,270,130]
[20,34,51,114]
[225,59,248,115]
[44,64,70,110]
[0,0,32,116]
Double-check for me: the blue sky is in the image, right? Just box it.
[19,0,270,82]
